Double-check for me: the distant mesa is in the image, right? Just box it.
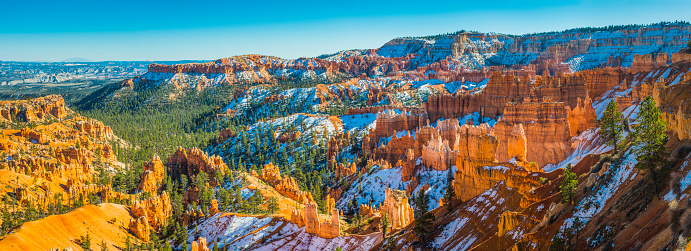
[60,57,91,62]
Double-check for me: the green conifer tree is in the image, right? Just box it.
[632,96,669,194]
[600,99,624,153]
[559,164,578,204]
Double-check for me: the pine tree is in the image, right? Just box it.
[413,189,434,247]
[100,240,108,251]
[442,167,456,207]
[381,212,390,238]
[600,99,624,153]
[124,235,132,251]
[414,190,429,218]
[267,197,279,214]
[632,96,669,194]
[80,229,92,250]
[559,164,578,204]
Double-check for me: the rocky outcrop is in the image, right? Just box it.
[138,155,165,194]
[191,237,210,251]
[260,163,313,203]
[373,131,418,168]
[0,95,66,122]
[567,97,597,136]
[425,71,589,122]
[218,128,235,143]
[128,216,151,242]
[368,109,428,151]
[291,201,340,238]
[672,52,691,63]
[166,147,227,186]
[631,53,669,73]
[130,192,172,230]
[655,78,691,140]
[380,188,414,230]
[494,102,573,166]
[359,204,378,218]
[335,162,357,181]
[421,135,457,171]
[576,67,625,99]
[75,119,114,140]
[452,124,542,203]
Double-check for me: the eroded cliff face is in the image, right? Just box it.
[380,188,414,230]
[138,155,165,194]
[129,192,172,241]
[425,70,591,123]
[166,147,228,186]
[452,123,542,202]
[0,95,66,122]
[495,102,573,166]
[259,163,314,204]
[0,95,129,212]
[290,201,340,238]
[655,68,691,140]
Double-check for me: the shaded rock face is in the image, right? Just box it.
[494,102,573,166]
[166,147,227,186]
[367,109,428,152]
[631,53,669,73]
[359,204,377,218]
[425,71,590,122]
[421,134,457,171]
[290,201,340,239]
[335,162,357,181]
[138,155,165,194]
[380,188,414,230]
[653,66,691,140]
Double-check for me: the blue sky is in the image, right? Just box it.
[1,0,690,61]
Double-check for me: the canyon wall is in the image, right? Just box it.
[494,102,573,166]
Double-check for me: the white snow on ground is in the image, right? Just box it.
[186,214,276,249]
[188,214,379,251]
[457,112,500,127]
[335,166,406,211]
[465,186,506,222]
[664,152,691,201]
[252,226,379,251]
[449,235,478,251]
[434,217,470,247]
[336,163,455,213]
[253,113,343,140]
[411,166,456,211]
[544,129,611,172]
[444,79,489,95]
[562,147,639,229]
[339,113,377,135]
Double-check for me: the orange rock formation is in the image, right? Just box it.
[138,155,165,194]
[259,163,313,203]
[166,147,227,186]
[380,188,414,230]
[494,102,573,166]
[129,192,172,240]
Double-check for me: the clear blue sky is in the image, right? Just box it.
[1,0,689,62]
